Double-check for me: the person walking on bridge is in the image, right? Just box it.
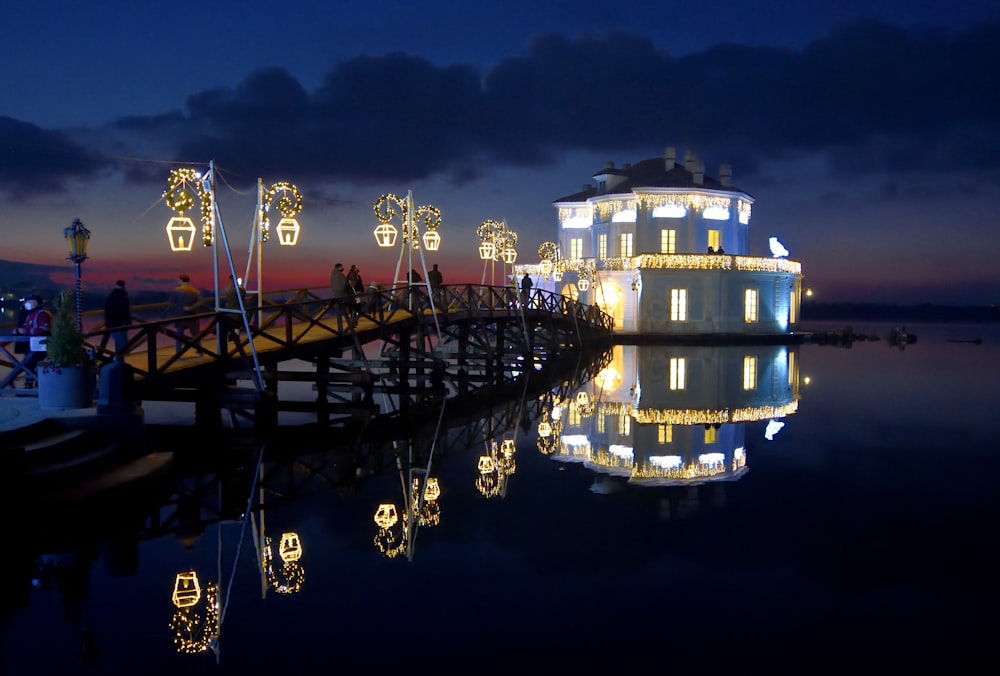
[428,263,443,309]
[167,273,203,354]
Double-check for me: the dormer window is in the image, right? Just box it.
[598,180,606,191]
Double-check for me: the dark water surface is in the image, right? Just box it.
[3,321,998,674]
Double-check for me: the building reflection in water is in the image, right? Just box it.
[538,344,800,489]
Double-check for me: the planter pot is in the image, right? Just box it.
[37,366,96,410]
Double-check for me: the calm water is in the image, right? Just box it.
[3,320,999,674]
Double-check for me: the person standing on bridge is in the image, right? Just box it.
[347,264,364,317]
[100,280,131,357]
[167,273,203,354]
[520,273,533,307]
[329,262,353,327]
[12,293,52,387]
[428,263,443,309]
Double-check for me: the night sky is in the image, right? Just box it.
[2,0,999,305]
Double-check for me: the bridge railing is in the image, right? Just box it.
[4,284,612,383]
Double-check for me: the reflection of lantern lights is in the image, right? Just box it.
[374,503,399,528]
[276,218,301,246]
[374,223,398,248]
[172,571,202,608]
[576,391,590,408]
[166,217,197,252]
[553,270,563,282]
[577,277,591,291]
[478,455,497,473]
[502,247,517,264]
[279,532,303,562]
[539,258,553,276]
[169,579,219,654]
[422,229,441,251]
[500,438,516,455]
[538,419,552,438]
[424,477,441,501]
[479,240,495,260]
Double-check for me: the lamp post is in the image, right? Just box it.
[476,219,517,287]
[64,218,90,332]
[247,180,302,326]
[372,190,442,311]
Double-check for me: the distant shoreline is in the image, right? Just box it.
[801,302,1000,323]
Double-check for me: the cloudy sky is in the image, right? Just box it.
[2,0,999,304]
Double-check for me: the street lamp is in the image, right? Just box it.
[246,180,303,325]
[64,218,90,332]
[476,219,517,287]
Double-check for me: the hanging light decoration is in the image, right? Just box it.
[261,181,303,246]
[171,571,202,608]
[163,167,212,250]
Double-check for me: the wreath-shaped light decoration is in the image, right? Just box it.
[260,182,302,243]
[164,168,213,247]
[373,194,442,250]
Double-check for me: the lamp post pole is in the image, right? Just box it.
[64,218,91,333]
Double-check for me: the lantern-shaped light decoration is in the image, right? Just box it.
[262,182,303,245]
[374,223,397,247]
[374,503,399,529]
[577,277,590,291]
[422,228,441,251]
[172,571,202,608]
[166,217,197,252]
[539,258,553,277]
[478,455,497,473]
[278,532,303,562]
[576,391,590,408]
[276,219,301,245]
[500,438,516,456]
[479,240,496,260]
[538,419,552,438]
[502,247,517,264]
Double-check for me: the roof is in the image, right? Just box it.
[553,155,749,203]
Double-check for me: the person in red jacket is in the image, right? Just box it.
[13,293,53,387]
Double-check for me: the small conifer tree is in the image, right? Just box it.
[45,290,87,368]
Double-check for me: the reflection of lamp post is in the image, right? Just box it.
[372,190,442,316]
[64,218,90,333]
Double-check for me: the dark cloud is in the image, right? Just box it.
[0,117,110,199]
[6,18,1000,199]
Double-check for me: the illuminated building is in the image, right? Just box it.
[529,146,803,335]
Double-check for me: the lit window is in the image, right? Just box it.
[569,238,583,259]
[598,233,607,259]
[619,232,633,257]
[669,357,686,391]
[618,413,631,435]
[670,289,687,321]
[744,288,759,323]
[788,351,796,386]
[704,426,717,444]
[658,424,673,444]
[708,230,720,251]
[743,356,757,390]
[789,290,797,324]
[660,229,676,254]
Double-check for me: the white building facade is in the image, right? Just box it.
[524,147,803,336]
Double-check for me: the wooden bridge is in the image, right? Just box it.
[3,283,613,428]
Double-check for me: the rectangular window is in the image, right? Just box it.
[658,424,673,444]
[670,289,687,321]
[660,229,676,254]
[708,230,721,251]
[743,356,757,391]
[569,238,583,259]
[744,288,759,323]
[618,413,631,435]
[788,350,796,386]
[704,426,717,444]
[669,357,686,391]
[789,290,797,324]
[598,233,608,259]
[619,232,633,257]
[597,412,605,434]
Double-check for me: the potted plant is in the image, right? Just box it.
[37,290,96,409]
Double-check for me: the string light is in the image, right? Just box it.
[163,168,212,248]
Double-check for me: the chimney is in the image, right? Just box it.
[664,146,677,170]
[604,161,615,170]
[683,149,697,172]
[693,161,705,185]
[719,163,732,187]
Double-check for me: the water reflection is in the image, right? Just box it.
[538,344,799,489]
